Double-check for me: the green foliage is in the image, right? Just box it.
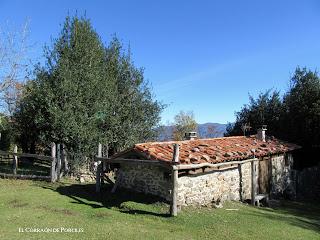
[0,114,12,151]
[101,38,164,152]
[225,90,282,137]
[282,67,320,146]
[13,15,163,165]
[226,67,320,167]
[172,111,197,140]
[0,114,6,131]
[13,79,49,153]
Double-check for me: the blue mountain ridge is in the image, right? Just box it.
[158,122,227,141]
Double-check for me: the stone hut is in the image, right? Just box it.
[97,129,300,214]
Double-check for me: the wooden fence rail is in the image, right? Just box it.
[0,142,65,182]
[0,151,53,161]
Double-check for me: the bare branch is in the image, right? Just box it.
[0,20,31,115]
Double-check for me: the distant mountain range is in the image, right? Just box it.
[158,122,227,141]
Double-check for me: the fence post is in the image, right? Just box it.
[96,143,102,193]
[51,143,56,182]
[13,145,18,175]
[56,144,61,181]
[170,143,179,216]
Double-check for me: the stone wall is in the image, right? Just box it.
[177,162,257,206]
[177,167,241,206]
[76,162,97,183]
[115,153,294,206]
[117,163,171,201]
[176,154,293,206]
[239,161,253,200]
[270,154,294,198]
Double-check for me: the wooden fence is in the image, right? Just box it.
[0,143,67,182]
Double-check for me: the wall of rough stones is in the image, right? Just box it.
[117,163,171,201]
[177,167,241,206]
[270,154,294,198]
[177,154,293,206]
[77,162,96,183]
[177,161,262,206]
[116,153,293,206]
[239,161,253,200]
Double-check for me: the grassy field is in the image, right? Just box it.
[0,179,319,240]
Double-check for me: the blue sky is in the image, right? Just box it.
[1,0,319,124]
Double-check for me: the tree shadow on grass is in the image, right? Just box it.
[244,201,320,234]
[41,183,170,218]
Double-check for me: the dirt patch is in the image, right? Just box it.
[94,212,111,218]
[8,199,29,208]
[38,205,77,216]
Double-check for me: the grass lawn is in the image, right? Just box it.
[0,179,319,240]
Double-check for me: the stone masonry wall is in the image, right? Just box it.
[270,154,294,198]
[239,161,253,200]
[177,154,292,206]
[117,163,171,201]
[177,167,241,206]
[116,153,293,206]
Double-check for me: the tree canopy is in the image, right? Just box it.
[225,90,282,137]
[13,15,164,165]
[281,68,320,148]
[226,67,320,167]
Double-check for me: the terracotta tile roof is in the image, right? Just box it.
[116,135,300,165]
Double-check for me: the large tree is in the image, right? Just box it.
[226,67,320,168]
[0,21,30,115]
[225,90,283,137]
[282,68,320,147]
[14,15,163,165]
[99,37,164,153]
[0,21,31,150]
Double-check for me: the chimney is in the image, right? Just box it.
[256,125,267,142]
[184,132,197,140]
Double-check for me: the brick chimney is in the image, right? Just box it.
[184,132,197,140]
[256,125,267,142]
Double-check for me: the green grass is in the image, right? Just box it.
[0,179,319,240]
